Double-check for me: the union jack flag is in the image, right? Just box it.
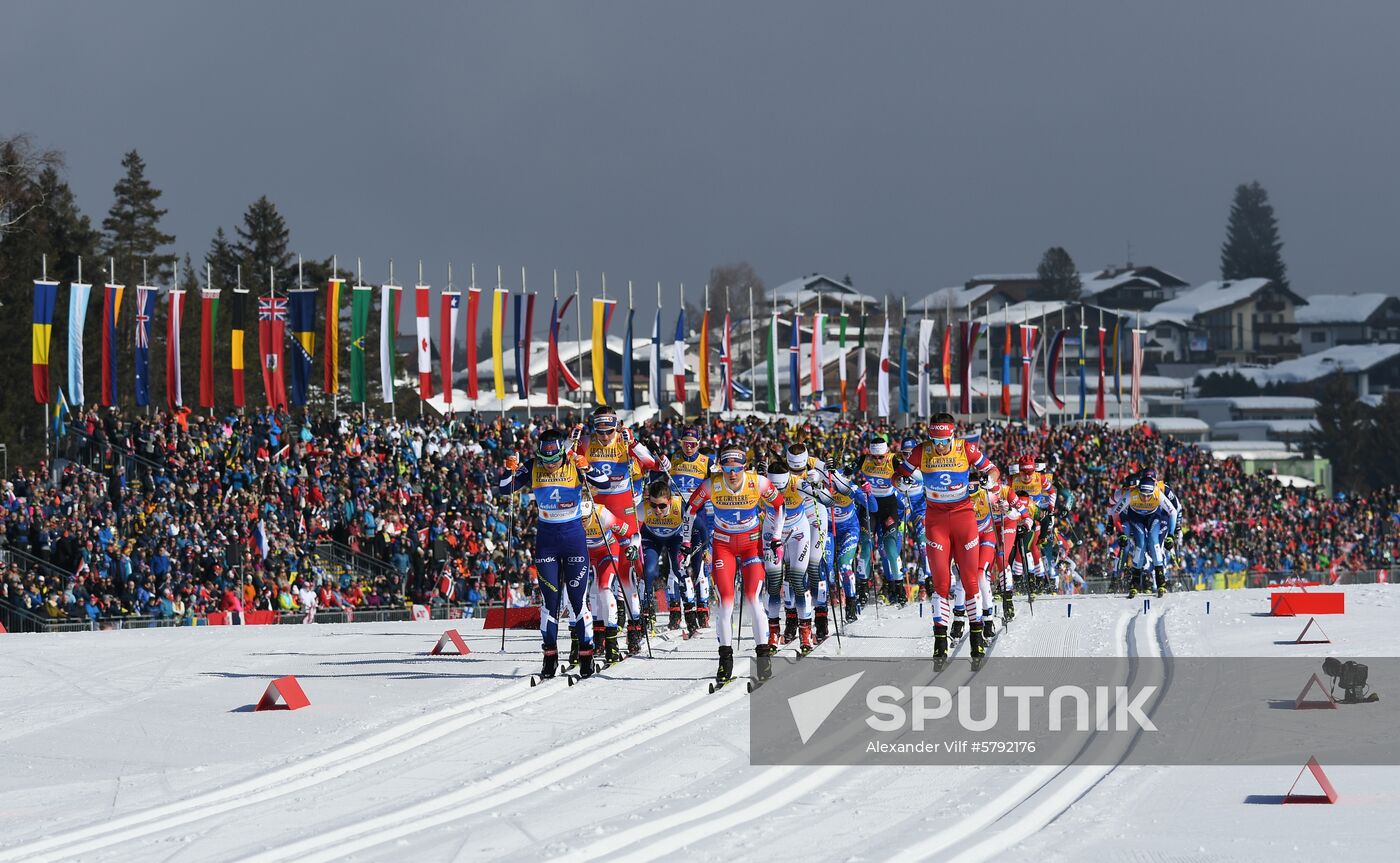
[135,309,151,348]
[259,296,288,320]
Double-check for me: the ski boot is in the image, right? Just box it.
[626,622,644,656]
[798,621,814,655]
[697,605,709,628]
[856,580,870,607]
[1127,573,1138,599]
[950,609,966,640]
[684,609,700,639]
[932,624,950,672]
[845,595,860,623]
[1001,592,1016,622]
[577,647,595,678]
[568,638,580,668]
[593,621,608,654]
[814,607,829,643]
[768,619,783,648]
[784,609,799,644]
[667,603,682,631]
[969,627,987,670]
[982,616,996,639]
[539,649,558,681]
[712,645,735,690]
[755,643,775,682]
[1155,567,1167,598]
[604,629,623,664]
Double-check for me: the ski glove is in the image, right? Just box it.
[624,544,639,561]
[1163,535,1175,550]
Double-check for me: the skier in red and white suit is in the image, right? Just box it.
[580,499,635,663]
[573,406,664,655]
[683,444,784,687]
[896,413,1001,666]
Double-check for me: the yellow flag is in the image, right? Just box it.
[492,288,507,400]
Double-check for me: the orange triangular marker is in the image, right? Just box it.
[1294,617,1331,645]
[254,676,311,711]
[1295,673,1337,710]
[1284,756,1338,804]
[430,630,472,655]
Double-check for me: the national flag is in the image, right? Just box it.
[941,324,952,405]
[1000,322,1012,417]
[811,312,824,410]
[1077,320,1088,418]
[546,297,562,404]
[837,313,848,412]
[101,282,123,407]
[324,278,343,395]
[68,281,91,405]
[415,284,432,399]
[697,308,710,410]
[464,287,481,400]
[621,305,636,410]
[258,295,289,410]
[53,387,70,437]
[380,284,402,404]
[350,284,371,403]
[766,313,778,412]
[522,292,536,398]
[231,288,248,407]
[856,313,868,412]
[166,288,186,410]
[288,289,316,406]
[1095,325,1107,420]
[255,519,269,559]
[199,285,219,408]
[512,292,535,398]
[673,307,687,402]
[957,321,982,415]
[441,290,460,408]
[1113,318,1121,402]
[897,317,909,415]
[721,312,734,411]
[31,279,58,404]
[648,308,662,408]
[1045,329,1067,409]
[876,318,890,418]
[788,312,801,414]
[1131,327,1144,419]
[917,318,935,418]
[134,285,156,407]
[492,288,508,401]
[548,295,581,403]
[592,297,616,405]
[1019,324,1038,420]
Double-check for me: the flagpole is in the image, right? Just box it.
[1116,307,1124,428]
[330,254,338,420]
[901,293,907,423]
[627,279,635,418]
[522,266,531,422]
[358,257,368,417]
[984,303,991,423]
[42,254,49,464]
[703,282,711,423]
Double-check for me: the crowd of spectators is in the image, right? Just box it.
[3,405,1398,626]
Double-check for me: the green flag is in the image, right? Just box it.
[350,285,372,403]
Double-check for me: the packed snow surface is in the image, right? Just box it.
[2,587,1398,862]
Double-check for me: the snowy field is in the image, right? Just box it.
[2,586,1398,862]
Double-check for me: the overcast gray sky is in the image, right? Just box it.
[5,0,1399,324]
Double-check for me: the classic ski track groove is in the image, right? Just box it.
[890,602,1171,863]
[0,633,694,863]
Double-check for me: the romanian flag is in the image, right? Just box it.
[697,309,710,411]
[231,288,248,408]
[492,288,508,401]
[166,288,186,410]
[350,284,371,403]
[324,278,343,395]
[288,289,316,406]
[465,287,481,400]
[592,297,616,406]
[101,283,123,406]
[199,285,219,408]
[32,280,58,404]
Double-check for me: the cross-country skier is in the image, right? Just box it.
[859,435,905,605]
[769,445,837,652]
[828,465,872,624]
[1108,468,1180,598]
[582,498,636,661]
[897,413,1001,667]
[682,444,784,685]
[668,429,713,629]
[641,480,697,637]
[499,430,608,681]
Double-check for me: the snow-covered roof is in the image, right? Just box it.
[1079,271,1159,298]
[1184,396,1319,411]
[1212,419,1320,435]
[969,273,1038,282]
[968,300,1072,326]
[1294,293,1389,325]
[770,275,877,309]
[1153,278,1273,317]
[1199,343,1400,386]
[908,284,1005,314]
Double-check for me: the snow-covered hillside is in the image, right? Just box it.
[2,587,1397,862]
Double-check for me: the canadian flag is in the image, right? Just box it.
[415,284,432,399]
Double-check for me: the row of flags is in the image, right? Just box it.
[30,272,1147,420]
